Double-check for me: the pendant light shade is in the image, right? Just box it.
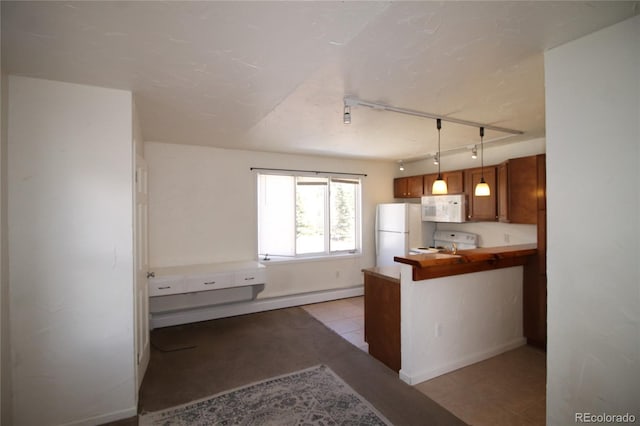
[474,127,490,197]
[432,178,448,194]
[475,178,490,196]
[432,118,448,195]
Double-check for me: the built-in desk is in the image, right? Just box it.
[149,261,266,328]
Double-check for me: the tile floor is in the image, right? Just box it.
[302,296,368,352]
[303,296,546,426]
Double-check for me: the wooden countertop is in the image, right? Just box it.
[394,244,538,281]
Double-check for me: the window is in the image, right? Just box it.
[257,173,361,259]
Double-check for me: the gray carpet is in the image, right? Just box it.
[116,306,467,425]
[139,364,393,425]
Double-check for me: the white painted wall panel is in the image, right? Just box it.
[399,264,525,385]
[7,76,135,425]
[145,141,395,298]
[1,68,11,426]
[545,15,640,425]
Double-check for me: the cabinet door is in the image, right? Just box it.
[524,260,547,349]
[466,166,497,221]
[507,156,538,224]
[364,273,401,372]
[423,171,463,195]
[406,175,424,197]
[444,171,464,194]
[395,176,423,198]
[393,178,408,198]
[537,154,547,274]
[423,174,437,195]
[497,162,509,222]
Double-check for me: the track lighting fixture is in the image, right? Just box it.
[341,97,523,174]
[432,119,448,195]
[474,127,490,197]
[343,96,523,135]
[343,104,351,124]
[399,160,405,171]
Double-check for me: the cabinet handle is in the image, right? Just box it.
[204,281,216,285]
[158,286,171,290]
[244,277,255,281]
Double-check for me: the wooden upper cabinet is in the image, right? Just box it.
[423,171,464,195]
[394,176,424,198]
[393,155,544,223]
[497,162,509,222]
[407,175,424,197]
[444,171,464,194]
[498,155,538,224]
[394,177,408,198]
[423,174,436,195]
[465,166,497,221]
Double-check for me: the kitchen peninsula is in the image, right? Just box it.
[363,245,538,385]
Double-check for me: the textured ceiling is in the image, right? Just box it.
[2,1,638,160]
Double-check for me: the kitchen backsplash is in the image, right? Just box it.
[432,221,537,248]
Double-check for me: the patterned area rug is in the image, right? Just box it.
[139,364,393,425]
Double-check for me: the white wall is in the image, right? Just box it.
[399,264,525,385]
[8,76,136,425]
[133,98,144,158]
[545,15,640,425]
[0,38,11,426]
[398,138,545,247]
[145,141,395,298]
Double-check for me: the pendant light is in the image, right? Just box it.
[432,118,448,195]
[474,126,490,196]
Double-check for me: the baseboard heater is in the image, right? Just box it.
[150,285,364,329]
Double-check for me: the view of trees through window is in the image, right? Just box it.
[258,173,360,258]
[329,179,357,252]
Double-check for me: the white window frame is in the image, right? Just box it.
[257,171,362,261]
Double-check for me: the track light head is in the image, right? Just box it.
[343,105,351,124]
[472,146,478,159]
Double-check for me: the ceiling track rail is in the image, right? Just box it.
[344,96,524,135]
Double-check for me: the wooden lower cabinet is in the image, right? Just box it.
[523,256,547,349]
[364,272,401,372]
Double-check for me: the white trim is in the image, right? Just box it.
[151,286,364,328]
[399,337,526,385]
[61,406,137,426]
[260,252,361,264]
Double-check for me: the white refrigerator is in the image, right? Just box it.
[375,203,435,267]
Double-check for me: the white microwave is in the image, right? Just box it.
[421,194,467,223]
